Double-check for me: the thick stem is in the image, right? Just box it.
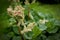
[17,20,25,40]
[17,22,22,39]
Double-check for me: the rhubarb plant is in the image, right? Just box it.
[4,0,60,40]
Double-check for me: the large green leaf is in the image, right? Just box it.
[39,24,47,31]
[12,36,21,40]
[32,26,42,38]
[9,18,16,25]
[47,27,58,33]
[7,32,14,38]
[23,31,33,39]
[13,26,19,34]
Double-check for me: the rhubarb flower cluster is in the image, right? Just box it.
[7,5,25,18]
[21,22,35,34]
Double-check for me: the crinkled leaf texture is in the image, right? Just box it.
[12,36,21,40]
[13,26,19,34]
[32,26,42,38]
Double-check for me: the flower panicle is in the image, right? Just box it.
[21,22,35,34]
[7,5,25,18]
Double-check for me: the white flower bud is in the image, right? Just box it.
[39,19,48,24]
[7,6,12,13]
[27,22,35,29]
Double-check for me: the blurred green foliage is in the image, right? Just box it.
[0,0,10,34]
